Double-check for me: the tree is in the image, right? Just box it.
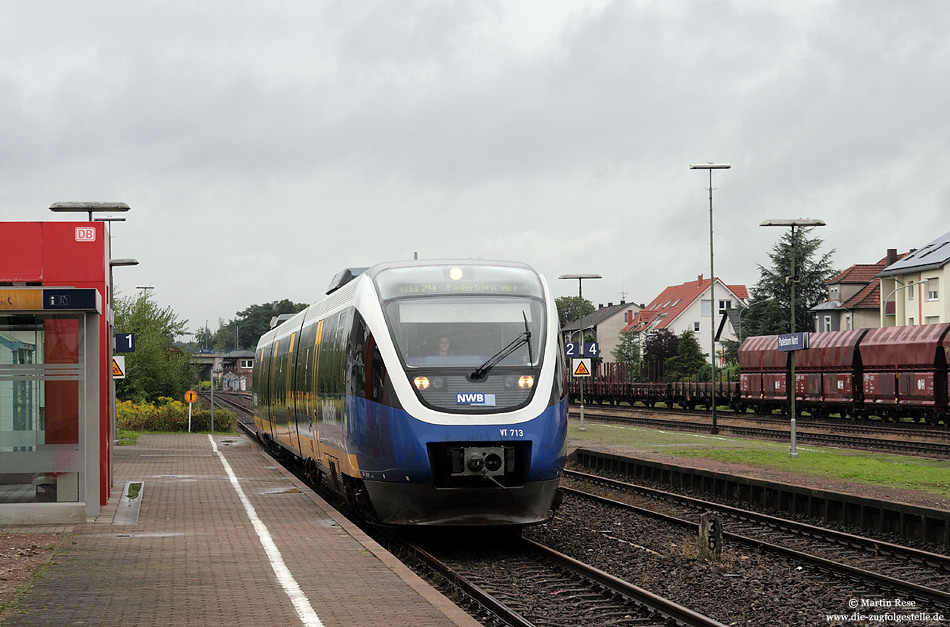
[208,299,308,352]
[114,292,194,402]
[665,330,707,381]
[555,296,595,331]
[743,227,836,337]
[554,296,597,342]
[611,330,641,379]
[641,329,679,381]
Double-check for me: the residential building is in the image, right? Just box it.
[621,275,749,365]
[561,301,641,361]
[877,230,950,327]
[810,249,908,331]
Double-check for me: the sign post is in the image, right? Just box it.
[184,390,198,433]
[777,333,809,458]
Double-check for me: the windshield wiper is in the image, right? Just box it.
[471,312,532,380]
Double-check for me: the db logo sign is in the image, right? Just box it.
[75,226,96,242]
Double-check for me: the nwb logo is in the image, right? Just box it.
[456,393,496,406]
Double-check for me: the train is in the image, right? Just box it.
[252,260,569,526]
[573,322,950,427]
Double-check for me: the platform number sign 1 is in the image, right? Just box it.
[115,333,136,353]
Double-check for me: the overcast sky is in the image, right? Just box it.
[3,1,948,339]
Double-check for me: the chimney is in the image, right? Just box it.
[698,274,703,286]
[607,302,613,308]
[887,248,897,266]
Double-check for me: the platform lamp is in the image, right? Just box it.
[760,218,826,458]
[559,273,602,431]
[50,201,130,222]
[690,163,731,435]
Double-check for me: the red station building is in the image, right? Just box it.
[0,221,114,523]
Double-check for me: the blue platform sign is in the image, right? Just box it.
[115,333,136,353]
[777,332,809,352]
[564,342,600,358]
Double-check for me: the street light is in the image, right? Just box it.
[559,273,602,431]
[880,279,930,327]
[50,201,130,222]
[690,163,731,434]
[760,218,826,458]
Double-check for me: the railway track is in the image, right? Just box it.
[563,470,950,610]
[210,391,730,625]
[571,406,950,457]
[211,391,950,623]
[394,533,729,627]
[579,403,950,438]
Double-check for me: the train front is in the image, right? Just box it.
[354,261,568,526]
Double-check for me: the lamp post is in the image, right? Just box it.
[50,201,130,222]
[880,279,929,327]
[559,273,602,431]
[760,218,826,458]
[690,163,731,434]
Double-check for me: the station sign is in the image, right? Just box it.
[0,288,101,313]
[777,332,809,352]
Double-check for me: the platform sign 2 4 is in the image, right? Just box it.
[564,342,599,358]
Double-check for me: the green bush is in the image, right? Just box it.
[116,399,236,433]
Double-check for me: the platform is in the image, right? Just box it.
[2,433,479,626]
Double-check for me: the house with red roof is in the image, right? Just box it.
[809,249,909,331]
[561,300,642,363]
[621,275,749,365]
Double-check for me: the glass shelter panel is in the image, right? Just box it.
[0,316,83,504]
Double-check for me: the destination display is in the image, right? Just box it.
[375,264,544,301]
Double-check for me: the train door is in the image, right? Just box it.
[316,310,350,464]
[294,320,319,459]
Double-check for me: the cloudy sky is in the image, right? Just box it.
[3,1,948,338]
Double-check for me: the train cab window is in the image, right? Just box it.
[374,264,547,412]
[383,298,545,369]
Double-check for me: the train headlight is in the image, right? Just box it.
[413,376,430,390]
[449,267,463,280]
[518,375,534,389]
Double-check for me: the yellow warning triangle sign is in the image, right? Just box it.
[113,358,125,377]
[573,361,591,377]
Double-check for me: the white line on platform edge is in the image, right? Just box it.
[208,434,324,627]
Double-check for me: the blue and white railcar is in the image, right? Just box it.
[253,260,568,526]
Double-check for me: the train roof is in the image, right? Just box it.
[794,329,867,370]
[737,335,789,370]
[857,323,950,368]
